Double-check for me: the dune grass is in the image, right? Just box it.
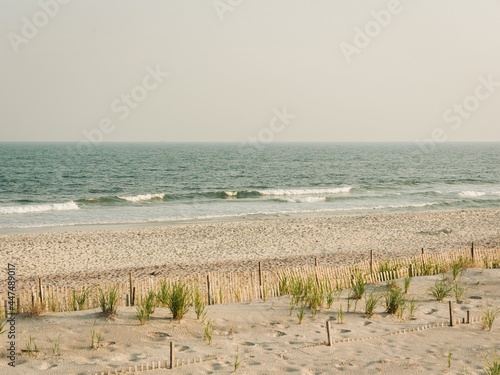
[136,290,156,325]
[99,285,118,317]
[162,281,191,320]
[429,279,453,302]
[482,307,500,331]
[385,283,405,315]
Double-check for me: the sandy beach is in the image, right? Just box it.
[1,268,499,374]
[0,209,498,374]
[1,209,500,289]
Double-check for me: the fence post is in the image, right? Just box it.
[38,278,43,304]
[471,242,474,263]
[326,320,333,347]
[258,262,263,299]
[448,301,454,327]
[370,250,373,275]
[170,341,175,369]
[207,275,211,306]
[129,273,134,306]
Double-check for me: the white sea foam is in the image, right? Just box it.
[224,191,238,196]
[148,202,442,223]
[281,196,327,203]
[118,193,165,202]
[258,187,352,196]
[458,191,486,198]
[0,201,80,215]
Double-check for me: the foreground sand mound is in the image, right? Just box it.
[2,269,499,374]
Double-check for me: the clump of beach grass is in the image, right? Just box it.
[204,320,213,345]
[136,290,156,325]
[90,321,104,350]
[404,276,412,294]
[396,301,407,320]
[484,352,500,375]
[409,298,417,319]
[26,300,45,317]
[385,283,405,315]
[364,292,381,318]
[326,291,335,309]
[99,285,118,317]
[193,285,206,320]
[451,261,465,280]
[429,279,453,301]
[305,284,323,317]
[71,286,92,311]
[156,280,170,307]
[25,335,38,357]
[482,306,500,331]
[297,303,306,324]
[48,334,62,356]
[453,282,466,303]
[337,304,344,324]
[163,281,191,320]
[289,277,305,307]
[349,273,366,300]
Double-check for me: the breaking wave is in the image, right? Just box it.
[118,193,166,202]
[0,201,80,215]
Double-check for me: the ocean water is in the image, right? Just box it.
[0,142,499,232]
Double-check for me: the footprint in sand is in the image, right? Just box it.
[131,353,147,361]
[99,341,116,347]
[273,330,286,337]
[241,341,256,346]
[147,332,171,341]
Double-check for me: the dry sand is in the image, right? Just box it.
[1,269,499,374]
[1,209,500,289]
[1,208,500,374]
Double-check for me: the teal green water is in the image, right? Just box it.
[0,142,499,231]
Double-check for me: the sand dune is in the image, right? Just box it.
[2,269,499,374]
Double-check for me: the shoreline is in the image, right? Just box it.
[1,206,498,236]
[2,208,499,289]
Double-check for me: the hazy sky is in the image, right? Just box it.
[1,0,499,143]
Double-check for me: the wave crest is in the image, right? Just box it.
[458,191,486,198]
[258,187,352,196]
[118,193,165,202]
[281,196,327,203]
[0,201,79,215]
